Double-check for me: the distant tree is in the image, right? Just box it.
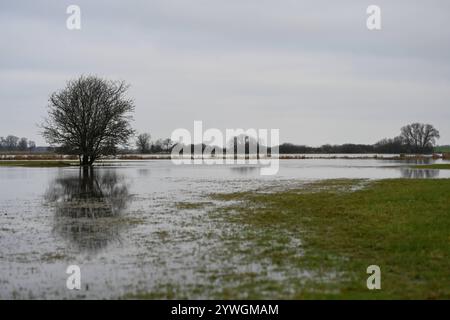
[374,137,406,154]
[162,138,173,152]
[42,76,135,166]
[151,139,164,153]
[4,135,19,150]
[227,135,259,154]
[319,144,334,154]
[136,133,151,153]
[400,123,440,152]
[18,137,28,151]
[279,143,312,154]
[28,140,36,151]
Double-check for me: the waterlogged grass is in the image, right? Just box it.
[175,201,213,210]
[125,179,450,299]
[413,164,450,170]
[207,179,450,299]
[0,160,76,167]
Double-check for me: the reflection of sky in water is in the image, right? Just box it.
[0,159,449,298]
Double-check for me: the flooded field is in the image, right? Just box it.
[1,158,449,299]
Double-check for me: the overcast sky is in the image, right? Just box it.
[1,0,449,146]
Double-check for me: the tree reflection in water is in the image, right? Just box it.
[229,166,258,175]
[45,168,131,253]
[400,168,439,179]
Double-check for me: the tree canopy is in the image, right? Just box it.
[42,76,135,165]
[400,123,440,152]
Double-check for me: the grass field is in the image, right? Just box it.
[127,179,450,299]
[206,179,450,299]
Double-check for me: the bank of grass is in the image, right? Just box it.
[0,160,76,167]
[434,145,450,153]
[413,164,450,170]
[206,179,450,299]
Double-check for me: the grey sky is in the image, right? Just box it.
[1,0,449,146]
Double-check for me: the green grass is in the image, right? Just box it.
[125,179,450,299]
[175,201,213,210]
[413,164,450,170]
[205,179,450,299]
[434,145,450,153]
[0,160,76,167]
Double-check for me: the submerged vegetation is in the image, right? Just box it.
[413,164,450,170]
[0,160,76,167]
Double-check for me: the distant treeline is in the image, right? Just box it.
[133,123,443,155]
[2,123,446,155]
[279,138,433,154]
[171,139,436,155]
[0,135,36,152]
[136,135,441,155]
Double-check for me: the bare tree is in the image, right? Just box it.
[162,138,173,152]
[152,138,164,153]
[227,134,259,154]
[4,135,19,150]
[136,133,151,153]
[18,137,28,151]
[42,76,135,166]
[28,140,36,151]
[400,123,440,151]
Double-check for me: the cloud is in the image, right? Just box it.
[0,0,449,145]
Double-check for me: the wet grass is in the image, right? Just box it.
[41,252,72,262]
[124,179,450,299]
[0,160,77,167]
[207,179,450,299]
[412,164,450,170]
[175,201,213,210]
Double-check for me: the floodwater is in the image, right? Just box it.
[0,158,449,299]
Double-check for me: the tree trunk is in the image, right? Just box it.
[88,156,96,166]
[82,154,89,166]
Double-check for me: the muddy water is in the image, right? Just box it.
[0,159,449,299]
